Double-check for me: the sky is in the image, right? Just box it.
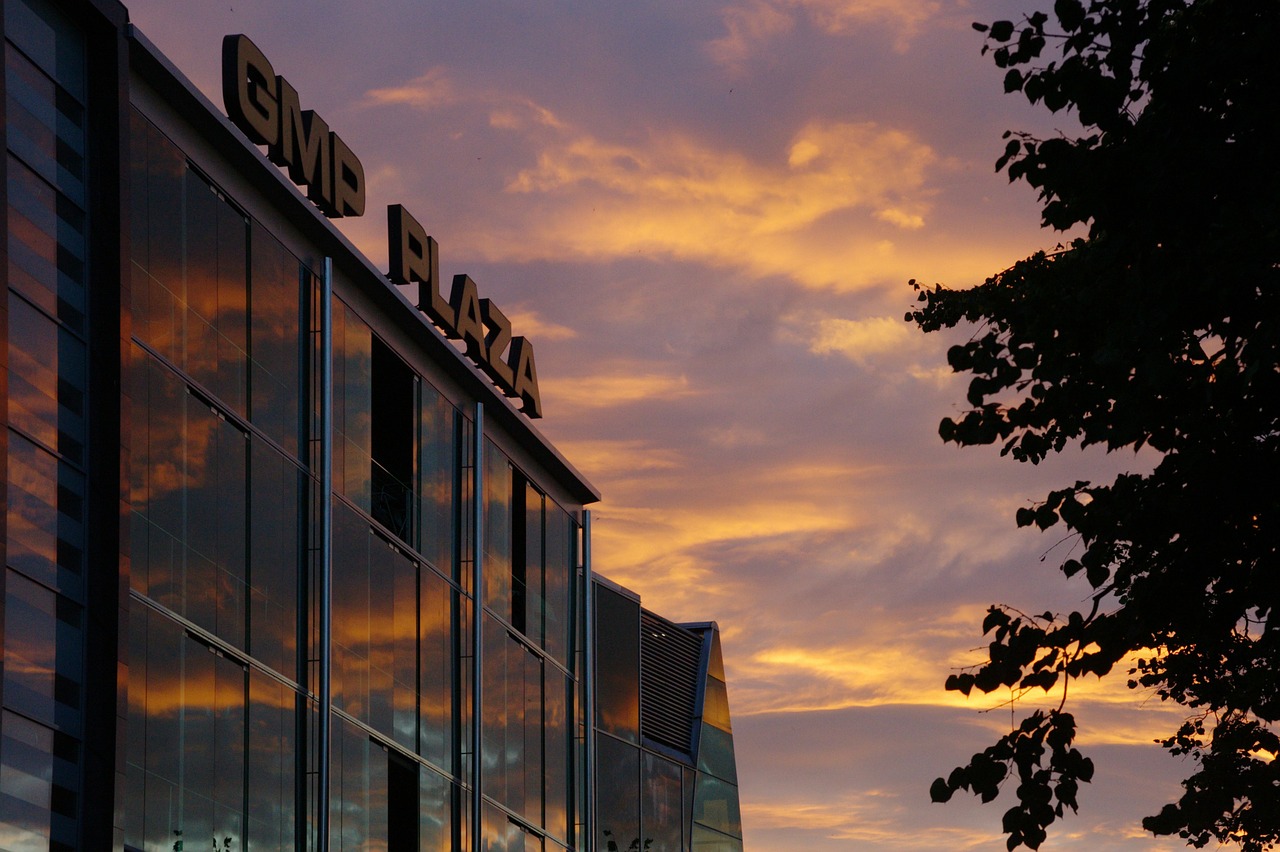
[122,1,1193,849]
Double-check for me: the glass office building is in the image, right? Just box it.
[0,0,742,849]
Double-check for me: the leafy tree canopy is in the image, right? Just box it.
[910,1,1280,849]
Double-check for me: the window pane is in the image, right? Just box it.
[595,736,639,852]
[482,441,512,614]
[0,710,80,852]
[418,383,456,577]
[692,773,741,840]
[642,753,683,852]
[7,294,85,463]
[1,568,82,735]
[5,430,84,595]
[420,566,455,772]
[247,668,299,851]
[130,351,248,648]
[543,506,572,667]
[6,151,85,331]
[248,438,302,679]
[594,586,639,743]
[544,668,571,844]
[249,221,306,457]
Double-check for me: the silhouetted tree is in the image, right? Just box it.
[910,1,1280,849]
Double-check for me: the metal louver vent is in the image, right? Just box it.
[640,609,703,755]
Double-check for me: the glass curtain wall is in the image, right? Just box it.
[1,0,90,848]
[124,106,313,852]
[593,596,744,852]
[118,70,583,852]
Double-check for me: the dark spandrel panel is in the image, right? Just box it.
[594,584,640,743]
[247,668,299,851]
[543,668,571,845]
[692,773,742,840]
[370,339,415,543]
[6,152,86,331]
[419,567,455,773]
[543,506,572,667]
[5,430,85,596]
[248,438,302,680]
[4,0,85,101]
[249,221,305,458]
[695,722,738,786]
[418,384,457,578]
[642,752,684,852]
[595,735,639,852]
[0,710,80,851]
[690,824,743,852]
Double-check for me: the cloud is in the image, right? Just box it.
[707,0,944,70]
[365,67,456,110]
[539,367,697,409]
[498,306,578,341]
[493,120,937,289]
[806,315,916,363]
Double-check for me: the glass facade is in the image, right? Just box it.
[0,2,740,849]
[2,0,90,848]
[594,588,744,852]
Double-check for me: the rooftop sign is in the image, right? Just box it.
[222,34,542,418]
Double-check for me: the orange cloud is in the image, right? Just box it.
[365,67,456,110]
[708,0,944,70]
[539,368,696,409]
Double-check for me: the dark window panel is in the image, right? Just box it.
[594,586,640,743]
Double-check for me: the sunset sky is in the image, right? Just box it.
[124,1,1192,848]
